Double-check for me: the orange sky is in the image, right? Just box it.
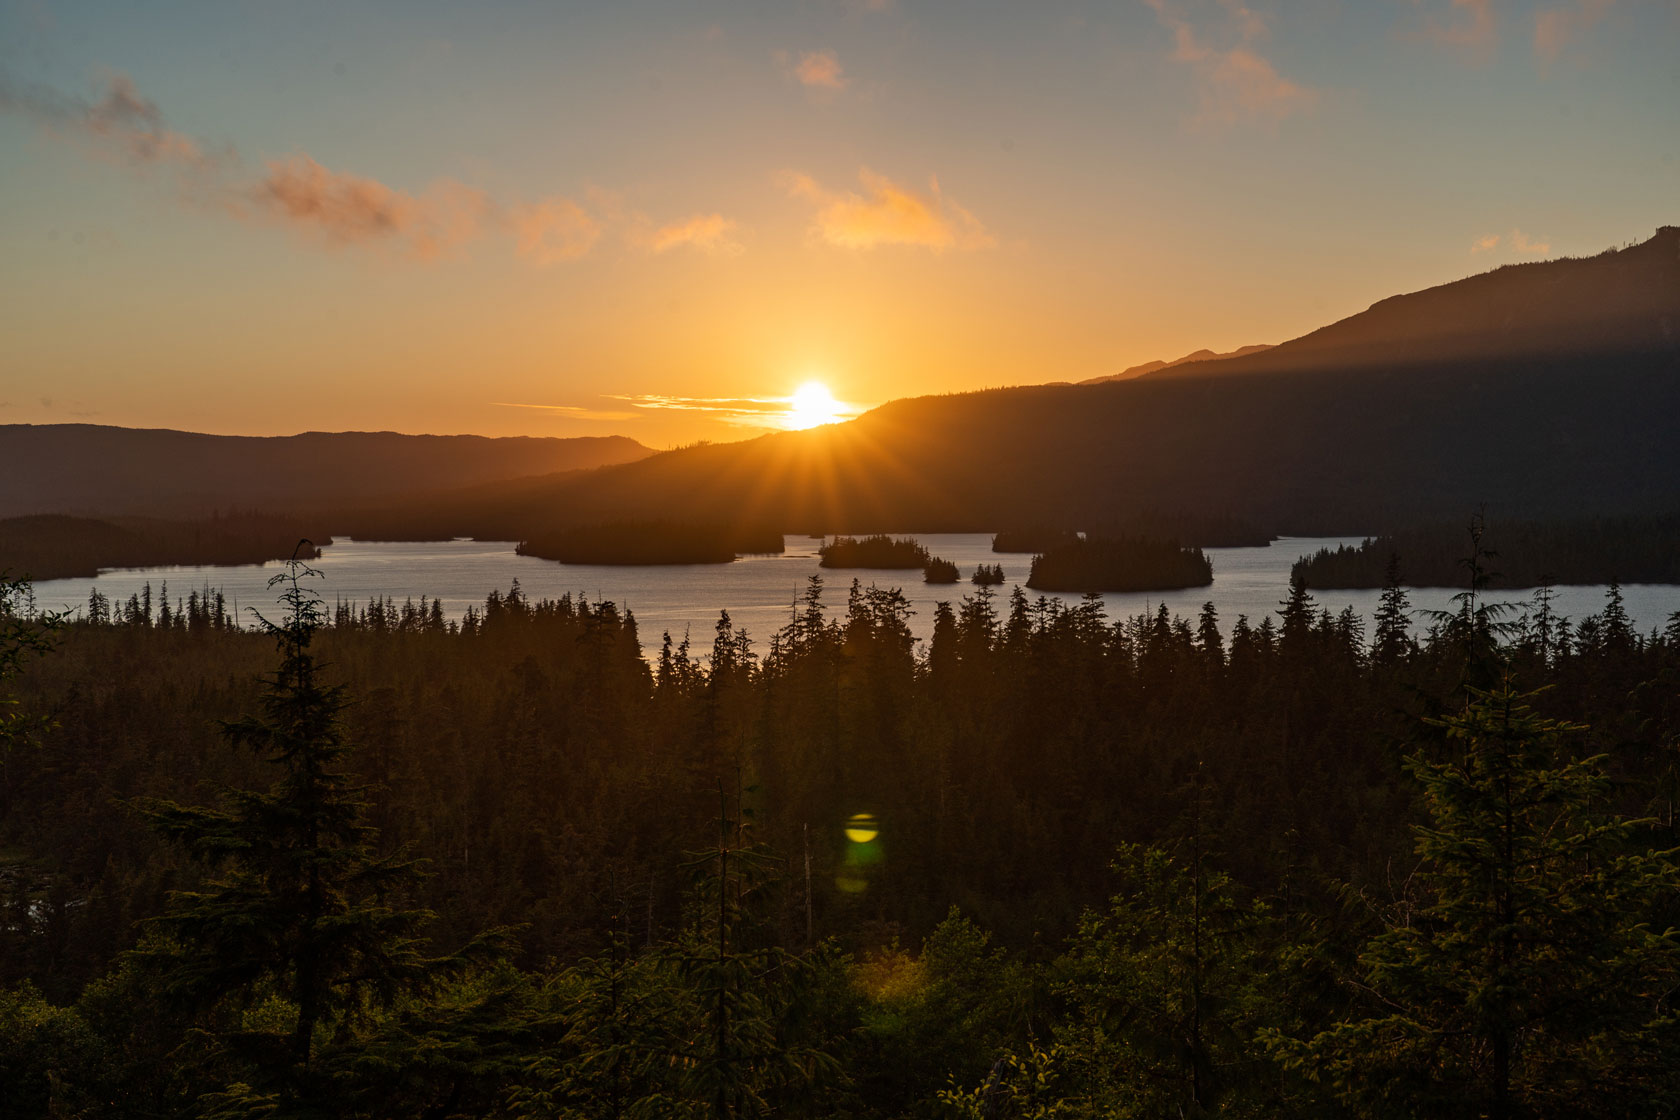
[1,1,1675,446]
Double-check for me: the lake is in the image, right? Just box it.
[24,534,1680,653]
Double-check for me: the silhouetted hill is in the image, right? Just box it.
[0,425,652,518]
[0,513,330,580]
[1079,345,1272,384]
[484,228,1680,538]
[1146,227,1680,380]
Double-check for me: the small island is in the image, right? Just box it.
[1291,514,1680,588]
[818,534,930,569]
[923,557,960,583]
[517,522,785,565]
[972,563,1005,586]
[992,527,1080,554]
[1026,536,1213,593]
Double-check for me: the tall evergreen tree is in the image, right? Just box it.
[1371,553,1412,666]
[1287,683,1680,1118]
[131,551,494,1117]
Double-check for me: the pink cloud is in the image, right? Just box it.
[3,73,739,267]
[257,155,490,258]
[782,168,995,251]
[513,199,601,264]
[1142,0,1321,128]
[793,49,848,90]
[1535,0,1615,61]
[635,213,743,255]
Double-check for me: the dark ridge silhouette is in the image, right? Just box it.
[819,535,930,569]
[515,522,785,565]
[1026,536,1213,592]
[1293,514,1680,589]
[1078,344,1273,384]
[1088,512,1274,548]
[923,556,960,583]
[0,424,652,519]
[486,227,1680,538]
[1145,226,1680,380]
[0,513,329,581]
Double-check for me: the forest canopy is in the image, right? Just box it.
[1293,513,1680,588]
[3,549,1680,1116]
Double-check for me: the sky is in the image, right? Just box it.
[1,0,1675,446]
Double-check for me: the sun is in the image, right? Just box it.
[784,380,845,430]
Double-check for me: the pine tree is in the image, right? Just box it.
[131,551,494,1116]
[1288,682,1680,1118]
[1371,553,1412,666]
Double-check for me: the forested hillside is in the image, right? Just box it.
[381,229,1680,540]
[3,551,1679,1116]
[0,425,651,519]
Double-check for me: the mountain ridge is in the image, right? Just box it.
[0,424,653,519]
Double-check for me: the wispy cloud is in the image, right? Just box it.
[785,49,848,90]
[632,213,743,255]
[2,73,734,265]
[1418,0,1498,54]
[1471,229,1552,255]
[1534,0,1615,61]
[258,154,491,258]
[512,199,601,264]
[1141,0,1321,128]
[493,402,641,421]
[610,393,863,430]
[780,168,995,251]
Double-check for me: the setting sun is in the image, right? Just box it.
[784,381,846,430]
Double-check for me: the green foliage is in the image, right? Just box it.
[1283,683,1680,1118]
[0,982,113,1119]
[942,844,1289,1119]
[126,554,510,1116]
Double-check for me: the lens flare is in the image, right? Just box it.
[845,812,879,844]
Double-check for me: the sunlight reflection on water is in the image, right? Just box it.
[25,534,1680,654]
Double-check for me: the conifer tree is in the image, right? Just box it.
[1287,683,1680,1118]
[1371,553,1412,666]
[132,551,495,1117]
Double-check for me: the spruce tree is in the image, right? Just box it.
[1288,683,1680,1118]
[1371,553,1412,666]
[131,552,484,1116]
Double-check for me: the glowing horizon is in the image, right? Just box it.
[1,2,1674,446]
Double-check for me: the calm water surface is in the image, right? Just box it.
[26,534,1680,653]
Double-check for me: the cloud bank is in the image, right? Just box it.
[2,73,735,265]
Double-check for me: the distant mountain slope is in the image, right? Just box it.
[1146,226,1680,379]
[1079,345,1273,385]
[0,425,652,518]
[490,227,1680,537]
